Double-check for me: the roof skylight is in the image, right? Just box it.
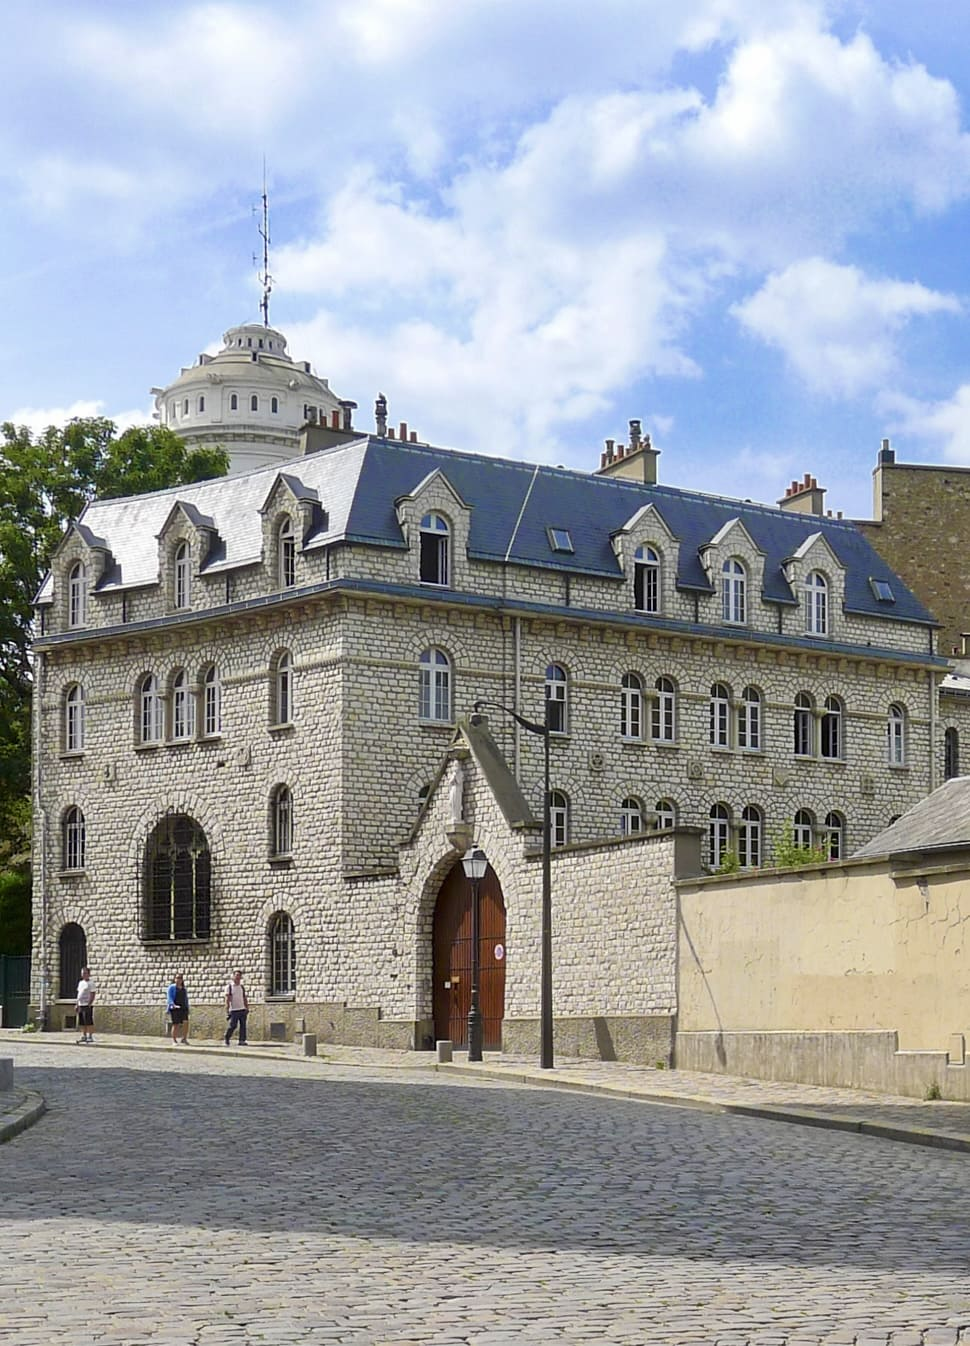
[870,578,895,603]
[547,527,574,554]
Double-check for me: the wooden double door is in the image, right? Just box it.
[432,859,506,1049]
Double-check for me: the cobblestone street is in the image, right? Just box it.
[2,1042,969,1345]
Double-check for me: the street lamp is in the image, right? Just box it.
[471,697,554,1070]
[461,846,488,1062]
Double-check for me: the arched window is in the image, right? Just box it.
[821,695,843,759]
[271,396,279,414]
[419,513,450,586]
[230,393,238,411]
[68,561,86,628]
[708,803,731,869]
[174,541,191,609]
[197,395,205,413]
[64,684,85,753]
[272,650,293,725]
[710,682,731,748]
[183,398,189,415]
[278,517,296,590]
[620,673,643,740]
[721,559,746,625]
[271,785,293,857]
[634,545,660,614]
[143,814,211,941]
[171,669,195,740]
[739,805,762,869]
[419,648,451,722]
[251,394,259,412]
[794,692,815,757]
[139,673,163,744]
[793,809,815,850]
[269,912,296,995]
[63,806,86,872]
[651,676,676,742]
[805,571,828,635]
[620,796,644,836]
[202,665,221,737]
[545,663,568,735]
[944,727,960,780]
[550,790,569,848]
[654,799,677,831]
[887,704,906,766]
[738,686,761,751]
[58,923,86,999]
[824,811,845,861]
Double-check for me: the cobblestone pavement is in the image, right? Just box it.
[2,1041,970,1346]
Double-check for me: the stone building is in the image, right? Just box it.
[151,321,354,475]
[30,419,950,1058]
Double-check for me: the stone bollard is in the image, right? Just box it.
[436,1039,453,1064]
[300,1033,317,1057]
[0,1059,13,1092]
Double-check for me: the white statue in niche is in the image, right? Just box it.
[448,760,465,827]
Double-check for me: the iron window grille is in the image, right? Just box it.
[143,814,211,942]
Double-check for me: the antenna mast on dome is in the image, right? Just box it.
[255,163,273,328]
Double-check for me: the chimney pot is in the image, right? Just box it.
[600,451,608,469]
[410,431,417,442]
[331,409,340,429]
[399,422,408,441]
[629,418,642,450]
[803,472,811,487]
[388,428,395,438]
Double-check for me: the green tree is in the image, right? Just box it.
[0,418,228,937]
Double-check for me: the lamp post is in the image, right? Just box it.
[461,846,488,1062]
[471,697,554,1070]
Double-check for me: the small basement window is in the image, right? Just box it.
[870,578,895,603]
[547,528,574,554]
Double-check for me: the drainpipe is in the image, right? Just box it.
[929,666,938,793]
[513,616,521,776]
[33,651,49,1028]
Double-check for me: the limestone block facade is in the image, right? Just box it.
[31,428,953,1059]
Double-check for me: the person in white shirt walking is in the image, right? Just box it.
[76,967,96,1044]
[224,970,249,1046]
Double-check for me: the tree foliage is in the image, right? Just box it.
[0,418,228,876]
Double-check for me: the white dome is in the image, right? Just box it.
[152,322,347,474]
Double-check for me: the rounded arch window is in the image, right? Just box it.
[824,811,845,861]
[419,648,451,722]
[139,672,163,744]
[821,695,843,759]
[710,682,731,748]
[652,676,676,742]
[805,570,828,635]
[64,683,85,753]
[738,685,761,751]
[419,513,451,586]
[272,650,293,725]
[620,796,644,836]
[278,517,296,589]
[202,665,221,737]
[794,691,815,757]
[174,541,191,609]
[945,726,960,780]
[887,703,906,766]
[708,803,731,869]
[68,561,86,628]
[634,545,660,613]
[620,672,643,740]
[143,814,211,941]
[251,394,259,412]
[793,809,816,850]
[269,912,296,996]
[739,804,762,869]
[63,806,86,872]
[549,791,569,848]
[230,393,238,411]
[58,922,87,1000]
[271,784,293,858]
[171,668,195,740]
[545,663,568,735]
[654,798,677,831]
[721,558,746,625]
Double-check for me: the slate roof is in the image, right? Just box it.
[36,434,934,627]
[853,777,970,859]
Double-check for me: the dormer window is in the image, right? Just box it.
[805,571,828,635]
[68,561,86,628]
[278,518,296,590]
[419,513,450,586]
[547,528,573,554]
[721,558,746,625]
[634,545,660,613]
[174,542,191,610]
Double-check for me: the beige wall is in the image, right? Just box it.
[677,854,970,1053]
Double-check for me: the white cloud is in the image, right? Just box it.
[880,385,970,465]
[733,258,961,395]
[4,401,152,436]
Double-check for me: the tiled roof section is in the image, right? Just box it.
[36,433,932,626]
[853,778,970,859]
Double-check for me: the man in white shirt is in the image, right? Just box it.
[76,967,96,1044]
[224,970,249,1046]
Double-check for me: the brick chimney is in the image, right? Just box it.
[778,472,826,516]
[596,419,659,485]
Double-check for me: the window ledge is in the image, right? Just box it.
[265,993,296,1004]
[198,733,223,744]
[164,738,194,749]
[794,753,817,763]
[651,740,681,750]
[58,869,86,879]
[59,751,84,761]
[269,722,295,736]
[620,737,646,747]
[419,580,451,590]
[140,936,211,947]
[134,741,162,753]
[418,719,454,730]
[738,747,765,755]
[819,756,846,767]
[269,854,293,868]
[709,744,733,754]
[888,762,909,771]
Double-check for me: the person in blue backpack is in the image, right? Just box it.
[166,973,190,1045]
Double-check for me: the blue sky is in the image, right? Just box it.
[2,0,970,518]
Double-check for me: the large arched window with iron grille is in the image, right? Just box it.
[143,814,211,942]
[269,912,296,996]
[58,923,87,999]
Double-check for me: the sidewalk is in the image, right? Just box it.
[4,1028,970,1154]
